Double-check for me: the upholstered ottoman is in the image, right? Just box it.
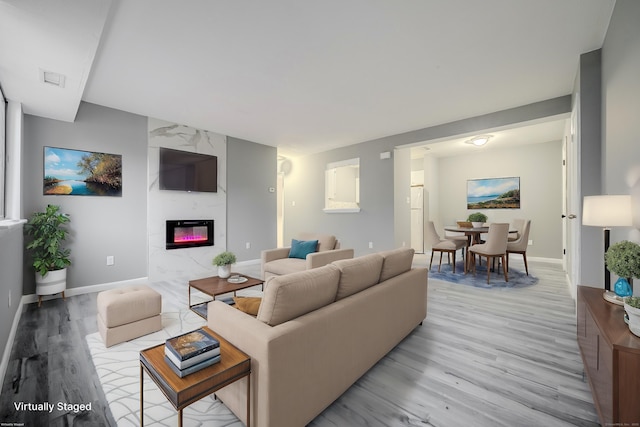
[97,285,162,347]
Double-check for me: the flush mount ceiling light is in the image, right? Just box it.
[40,69,66,88]
[465,135,492,146]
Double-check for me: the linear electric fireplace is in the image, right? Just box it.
[166,220,214,250]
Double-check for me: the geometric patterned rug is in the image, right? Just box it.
[86,309,244,426]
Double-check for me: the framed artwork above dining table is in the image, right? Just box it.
[467,177,520,209]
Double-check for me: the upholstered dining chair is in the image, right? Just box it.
[444,230,469,247]
[508,218,526,242]
[426,221,467,273]
[506,219,532,275]
[467,223,509,284]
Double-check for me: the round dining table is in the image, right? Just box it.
[443,225,517,247]
[444,225,518,273]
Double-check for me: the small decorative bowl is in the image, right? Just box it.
[457,221,472,228]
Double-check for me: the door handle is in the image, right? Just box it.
[562,214,577,219]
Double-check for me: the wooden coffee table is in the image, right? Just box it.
[139,326,251,426]
[188,274,263,319]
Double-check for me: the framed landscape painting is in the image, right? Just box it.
[467,177,520,209]
[43,147,122,196]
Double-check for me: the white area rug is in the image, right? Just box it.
[86,309,244,426]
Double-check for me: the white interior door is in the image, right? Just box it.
[563,97,580,299]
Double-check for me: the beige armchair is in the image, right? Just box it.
[261,233,354,280]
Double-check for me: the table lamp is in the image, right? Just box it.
[582,195,633,291]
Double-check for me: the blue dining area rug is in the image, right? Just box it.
[428,260,538,289]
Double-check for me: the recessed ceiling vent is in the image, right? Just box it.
[40,69,66,88]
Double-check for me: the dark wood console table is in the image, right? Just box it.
[577,285,640,425]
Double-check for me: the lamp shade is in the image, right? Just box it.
[582,195,632,227]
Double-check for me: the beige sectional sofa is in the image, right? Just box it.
[207,248,428,427]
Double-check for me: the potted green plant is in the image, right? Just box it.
[624,296,640,337]
[24,204,71,306]
[467,212,488,228]
[604,240,640,297]
[213,251,237,278]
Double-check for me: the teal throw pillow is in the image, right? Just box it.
[289,239,318,259]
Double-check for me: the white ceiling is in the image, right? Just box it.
[0,0,615,155]
[409,117,568,159]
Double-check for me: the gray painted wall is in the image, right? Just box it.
[22,102,149,293]
[283,138,395,255]
[576,49,605,287]
[227,137,277,261]
[0,226,23,367]
[602,0,640,280]
[284,97,571,257]
[436,140,563,258]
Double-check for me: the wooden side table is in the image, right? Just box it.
[140,326,251,426]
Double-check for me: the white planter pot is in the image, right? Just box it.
[217,265,231,279]
[624,302,640,337]
[472,222,484,228]
[36,268,67,296]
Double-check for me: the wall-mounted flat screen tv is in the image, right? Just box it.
[159,147,218,193]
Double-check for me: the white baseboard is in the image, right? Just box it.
[235,258,260,267]
[528,256,563,264]
[236,259,260,266]
[0,296,25,391]
[21,277,149,305]
[0,296,25,392]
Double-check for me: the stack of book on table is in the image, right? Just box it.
[164,328,221,378]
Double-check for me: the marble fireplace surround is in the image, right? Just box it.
[148,118,227,282]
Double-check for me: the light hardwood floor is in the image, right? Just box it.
[311,256,598,427]
[0,258,597,426]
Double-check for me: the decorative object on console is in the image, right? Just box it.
[583,195,633,292]
[212,251,236,279]
[605,240,640,299]
[25,204,71,307]
[467,212,488,228]
[624,296,640,337]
